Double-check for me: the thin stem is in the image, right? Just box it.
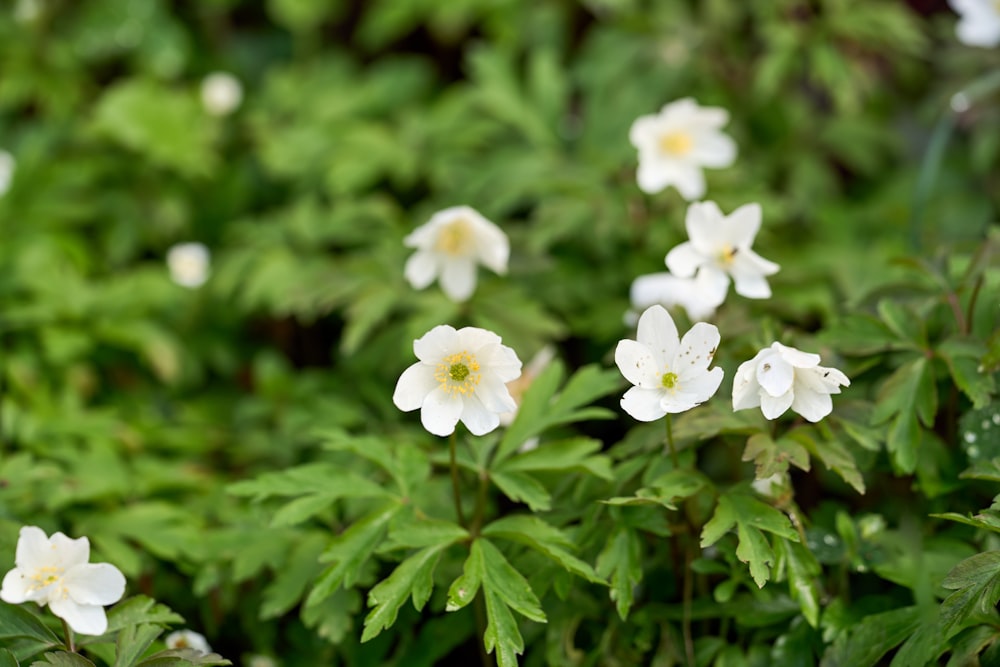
[682,544,695,667]
[665,414,679,469]
[966,273,984,333]
[474,595,492,667]
[471,469,489,537]
[945,291,968,336]
[61,617,75,652]
[449,432,467,529]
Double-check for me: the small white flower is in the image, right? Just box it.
[615,305,724,421]
[201,72,243,117]
[949,0,1000,47]
[167,242,211,288]
[0,150,15,198]
[732,342,850,423]
[1,526,126,636]
[404,206,509,302]
[629,271,724,323]
[393,325,522,436]
[629,98,737,199]
[499,345,556,427]
[165,629,211,654]
[665,201,779,304]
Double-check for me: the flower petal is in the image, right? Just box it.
[621,386,667,422]
[685,201,725,255]
[636,305,680,368]
[680,366,724,404]
[49,533,90,570]
[661,391,700,414]
[470,216,510,275]
[49,597,108,636]
[420,386,464,436]
[615,340,660,388]
[774,343,821,368]
[475,374,517,414]
[413,325,459,362]
[1,568,33,604]
[439,258,477,302]
[636,158,674,194]
[694,266,730,306]
[759,390,794,420]
[15,526,55,570]
[729,266,772,299]
[460,395,501,436]
[689,131,736,167]
[664,243,703,279]
[674,322,721,377]
[64,563,126,606]
[671,164,706,201]
[790,384,833,422]
[393,364,438,412]
[756,353,794,397]
[404,251,439,290]
[720,202,761,249]
[732,356,764,411]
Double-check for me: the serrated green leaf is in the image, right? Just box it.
[483,588,523,667]
[872,357,937,473]
[385,516,469,551]
[478,540,546,624]
[490,471,551,512]
[941,551,1000,633]
[742,433,810,480]
[227,464,391,503]
[319,431,430,497]
[135,649,231,666]
[495,437,612,480]
[360,544,447,642]
[102,596,183,635]
[938,338,995,409]
[596,527,642,620]
[29,654,95,667]
[446,541,485,613]
[114,624,162,667]
[701,493,797,588]
[0,604,61,647]
[260,533,326,619]
[775,539,821,628]
[798,431,866,494]
[822,606,922,667]
[481,515,603,584]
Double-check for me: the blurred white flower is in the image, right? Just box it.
[732,342,850,422]
[245,656,278,667]
[14,0,42,23]
[393,325,522,436]
[629,98,736,199]
[404,206,509,302]
[629,271,724,323]
[665,201,779,304]
[167,242,211,288]
[0,150,15,197]
[1,526,126,636]
[165,629,211,654]
[615,305,723,421]
[201,72,243,116]
[949,0,1000,47]
[499,345,556,427]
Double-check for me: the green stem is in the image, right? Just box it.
[665,414,679,469]
[61,617,75,652]
[471,469,489,537]
[449,432,467,528]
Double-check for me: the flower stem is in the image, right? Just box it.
[665,414,679,469]
[449,431,467,528]
[61,618,75,652]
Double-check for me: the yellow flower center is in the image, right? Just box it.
[28,565,64,593]
[435,219,472,256]
[718,244,737,265]
[659,131,693,157]
[435,351,481,395]
[661,371,678,389]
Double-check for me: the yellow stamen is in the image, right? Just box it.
[718,245,737,264]
[435,351,481,395]
[659,131,693,157]
[435,219,472,256]
[661,371,678,389]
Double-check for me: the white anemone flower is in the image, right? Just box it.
[167,242,211,288]
[201,72,243,116]
[629,98,737,199]
[948,0,1000,47]
[393,325,522,436]
[0,150,15,197]
[165,629,211,654]
[732,342,850,422]
[615,304,724,421]
[1,526,126,636]
[404,206,509,302]
[629,271,725,323]
[665,201,779,304]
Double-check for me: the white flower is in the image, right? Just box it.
[629,98,737,199]
[0,150,15,198]
[201,72,243,116]
[949,0,1000,47]
[732,342,850,422]
[404,206,509,302]
[665,201,779,304]
[167,242,211,288]
[165,629,212,654]
[615,304,724,421]
[393,325,522,436]
[629,271,724,323]
[1,526,126,636]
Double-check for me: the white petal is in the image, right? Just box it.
[636,305,680,367]
[413,325,459,362]
[957,14,1000,46]
[756,353,794,397]
[420,386,464,436]
[50,533,90,570]
[615,340,661,388]
[64,563,125,606]
[773,343,821,368]
[684,201,725,255]
[470,216,510,274]
[630,272,685,308]
[664,243,704,279]
[636,158,673,194]
[629,114,661,149]
[686,102,729,128]
[721,203,762,249]
[674,322,721,377]
[689,131,736,168]
[393,364,438,412]
[694,267,731,306]
[460,395,501,436]
[476,374,517,414]
[732,356,764,411]
[670,165,707,201]
[621,386,667,422]
[817,365,850,390]
[457,326,503,352]
[661,391,700,414]
[790,385,833,423]
[404,251,439,290]
[48,597,108,636]
[478,344,522,383]
[680,366,724,404]
[439,258,477,302]
[730,266,772,299]
[15,526,54,570]
[1,568,32,603]
[759,390,794,420]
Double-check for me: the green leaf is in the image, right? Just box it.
[307,502,403,607]
[113,624,162,667]
[871,357,937,473]
[446,543,485,613]
[477,540,546,624]
[0,604,61,647]
[481,515,603,584]
[602,469,708,510]
[260,534,326,619]
[490,471,551,512]
[320,431,431,497]
[596,527,642,620]
[938,338,995,409]
[701,493,798,588]
[135,649,231,667]
[0,649,17,667]
[798,430,866,494]
[742,433,810,480]
[483,588,523,667]
[941,551,1000,633]
[775,539,821,628]
[495,437,612,480]
[227,464,391,502]
[360,544,447,642]
[29,654,95,667]
[384,515,469,550]
[104,596,184,634]
[822,606,922,667]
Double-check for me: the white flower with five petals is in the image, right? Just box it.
[615,305,724,421]
[1,526,126,635]
[393,325,522,436]
[404,206,509,302]
[948,0,1000,47]
[732,342,850,422]
[629,98,737,199]
[665,201,779,305]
